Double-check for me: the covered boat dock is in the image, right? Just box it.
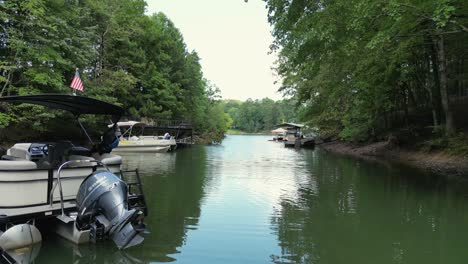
[275,123,315,148]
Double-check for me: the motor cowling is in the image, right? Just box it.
[76,170,144,249]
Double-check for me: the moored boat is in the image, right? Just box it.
[0,94,148,256]
[275,123,315,148]
[111,121,177,152]
[270,127,286,141]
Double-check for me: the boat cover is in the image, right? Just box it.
[0,94,124,116]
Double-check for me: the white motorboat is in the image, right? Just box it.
[111,121,177,152]
[0,94,148,257]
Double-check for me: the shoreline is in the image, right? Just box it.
[319,141,468,177]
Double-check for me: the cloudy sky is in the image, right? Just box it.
[145,0,282,101]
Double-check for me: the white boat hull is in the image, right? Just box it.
[0,154,121,219]
[114,137,175,153]
[113,144,170,153]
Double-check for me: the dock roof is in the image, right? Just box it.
[275,123,304,128]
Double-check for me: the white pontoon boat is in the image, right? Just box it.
[110,121,176,153]
[0,94,148,261]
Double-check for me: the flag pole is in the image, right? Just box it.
[71,68,78,96]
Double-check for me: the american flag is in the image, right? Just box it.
[70,69,84,92]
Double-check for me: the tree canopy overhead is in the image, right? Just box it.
[265,0,468,141]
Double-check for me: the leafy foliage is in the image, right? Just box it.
[223,98,300,133]
[265,0,468,141]
[0,0,229,141]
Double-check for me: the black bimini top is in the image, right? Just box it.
[0,94,125,116]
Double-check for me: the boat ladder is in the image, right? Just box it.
[0,248,15,264]
[121,169,148,216]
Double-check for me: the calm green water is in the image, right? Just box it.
[34,135,468,263]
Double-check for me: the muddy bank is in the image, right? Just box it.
[320,141,468,177]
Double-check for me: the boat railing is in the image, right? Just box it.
[49,160,111,222]
[144,119,192,128]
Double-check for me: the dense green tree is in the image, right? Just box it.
[265,0,468,140]
[0,0,230,142]
[223,98,300,133]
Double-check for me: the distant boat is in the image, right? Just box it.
[275,123,315,148]
[270,127,286,141]
[110,121,177,153]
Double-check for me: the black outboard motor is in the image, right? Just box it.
[75,170,145,249]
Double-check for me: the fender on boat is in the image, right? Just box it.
[0,224,42,250]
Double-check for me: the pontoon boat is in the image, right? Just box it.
[0,94,148,261]
[110,121,176,152]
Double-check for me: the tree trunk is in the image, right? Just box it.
[434,35,455,135]
[0,70,12,97]
[425,55,440,129]
[426,36,441,128]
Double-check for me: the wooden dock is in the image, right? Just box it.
[284,138,315,148]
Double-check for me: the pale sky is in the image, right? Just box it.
[145,0,282,101]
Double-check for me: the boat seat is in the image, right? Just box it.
[6,143,31,160]
[0,160,37,170]
[67,155,95,167]
[96,153,122,166]
[1,155,22,161]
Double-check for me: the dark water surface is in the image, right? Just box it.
[35,135,468,263]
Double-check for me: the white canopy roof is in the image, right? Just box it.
[108,121,145,128]
[276,122,304,128]
[271,128,287,134]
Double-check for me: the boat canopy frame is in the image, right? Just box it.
[0,94,125,144]
[0,94,125,117]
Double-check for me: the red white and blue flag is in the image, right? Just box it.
[70,69,84,92]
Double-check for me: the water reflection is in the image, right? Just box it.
[5,243,41,264]
[35,239,143,264]
[34,147,209,263]
[271,150,468,264]
[122,152,177,175]
[121,148,209,262]
[25,136,468,263]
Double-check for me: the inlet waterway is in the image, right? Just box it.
[35,135,468,263]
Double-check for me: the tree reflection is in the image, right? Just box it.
[34,146,210,264]
[271,150,468,263]
[35,239,144,264]
[125,147,210,262]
